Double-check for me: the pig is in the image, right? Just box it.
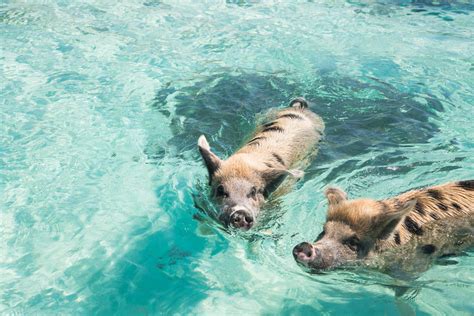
[293,180,474,275]
[198,97,324,230]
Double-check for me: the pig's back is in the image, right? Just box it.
[237,107,324,168]
[384,180,474,248]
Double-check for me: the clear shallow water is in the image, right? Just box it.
[1,0,473,314]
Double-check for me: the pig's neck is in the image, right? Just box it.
[373,190,430,251]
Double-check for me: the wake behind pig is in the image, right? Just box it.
[198,98,325,230]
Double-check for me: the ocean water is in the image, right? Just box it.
[1,0,473,314]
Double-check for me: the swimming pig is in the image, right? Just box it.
[293,180,474,274]
[198,98,324,230]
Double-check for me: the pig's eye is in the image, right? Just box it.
[248,186,257,199]
[216,185,228,198]
[344,236,360,252]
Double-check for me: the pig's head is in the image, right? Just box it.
[198,135,302,230]
[293,187,416,271]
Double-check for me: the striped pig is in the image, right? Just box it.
[198,98,324,230]
[293,180,474,273]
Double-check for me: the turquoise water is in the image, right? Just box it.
[1,0,473,314]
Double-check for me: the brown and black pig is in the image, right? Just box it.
[198,98,324,230]
[293,180,474,274]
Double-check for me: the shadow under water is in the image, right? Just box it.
[148,70,444,232]
[149,71,443,179]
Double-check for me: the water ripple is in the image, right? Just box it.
[1,0,473,314]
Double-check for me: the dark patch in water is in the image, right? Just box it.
[148,74,295,160]
[435,253,460,266]
[148,72,442,180]
[225,0,258,8]
[156,245,192,268]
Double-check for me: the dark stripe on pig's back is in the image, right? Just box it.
[249,122,319,162]
[238,108,323,164]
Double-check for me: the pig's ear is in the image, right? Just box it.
[262,168,304,197]
[198,135,222,183]
[325,187,347,206]
[375,199,417,238]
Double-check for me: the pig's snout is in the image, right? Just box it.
[229,209,254,230]
[293,241,342,271]
[293,242,317,265]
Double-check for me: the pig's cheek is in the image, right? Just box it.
[335,249,356,267]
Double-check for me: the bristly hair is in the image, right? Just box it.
[279,113,304,120]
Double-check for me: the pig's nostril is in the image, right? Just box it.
[293,242,313,260]
[293,242,312,258]
[244,215,253,224]
[229,210,253,228]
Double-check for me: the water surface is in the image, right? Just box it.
[1,0,473,314]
